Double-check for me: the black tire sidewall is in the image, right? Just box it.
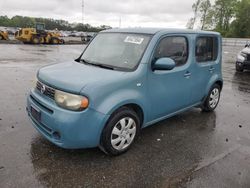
[203,84,221,112]
[51,38,59,44]
[32,36,40,44]
[100,107,140,156]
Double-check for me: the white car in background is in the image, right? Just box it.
[236,42,250,72]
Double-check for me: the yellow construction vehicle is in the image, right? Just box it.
[15,23,64,44]
[0,30,9,40]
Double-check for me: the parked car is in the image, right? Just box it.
[236,42,250,72]
[26,28,223,155]
[81,34,94,44]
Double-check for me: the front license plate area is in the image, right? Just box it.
[31,106,41,122]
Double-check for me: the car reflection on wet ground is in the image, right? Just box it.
[0,44,250,188]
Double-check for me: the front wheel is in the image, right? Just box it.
[202,84,221,112]
[60,39,65,44]
[100,107,140,156]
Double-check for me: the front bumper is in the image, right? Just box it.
[26,89,110,149]
[236,61,250,70]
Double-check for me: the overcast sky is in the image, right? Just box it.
[0,0,196,28]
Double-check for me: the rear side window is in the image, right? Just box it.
[155,36,188,66]
[196,37,218,62]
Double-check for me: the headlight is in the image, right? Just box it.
[55,90,89,111]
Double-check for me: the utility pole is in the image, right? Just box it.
[82,0,84,25]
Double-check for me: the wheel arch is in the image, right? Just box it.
[205,75,223,97]
[215,80,223,90]
[123,103,144,127]
[107,102,145,128]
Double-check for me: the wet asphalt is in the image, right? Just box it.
[0,44,250,188]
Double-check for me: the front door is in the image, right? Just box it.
[147,35,192,121]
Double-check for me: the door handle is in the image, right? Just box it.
[184,72,191,78]
[209,67,215,72]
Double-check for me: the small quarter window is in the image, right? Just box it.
[196,37,218,62]
[155,36,188,66]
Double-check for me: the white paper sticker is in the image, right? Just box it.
[124,36,144,44]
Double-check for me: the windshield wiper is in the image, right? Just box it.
[80,59,91,64]
[94,63,115,70]
[80,59,114,70]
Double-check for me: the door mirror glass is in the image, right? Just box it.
[153,58,176,71]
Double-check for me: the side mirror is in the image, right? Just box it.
[153,58,176,71]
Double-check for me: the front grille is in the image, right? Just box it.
[30,95,53,114]
[36,81,55,99]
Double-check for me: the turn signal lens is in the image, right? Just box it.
[81,97,89,109]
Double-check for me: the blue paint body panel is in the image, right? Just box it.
[26,28,223,149]
[27,89,110,148]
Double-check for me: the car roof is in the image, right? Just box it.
[102,28,220,36]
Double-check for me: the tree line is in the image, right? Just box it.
[187,0,250,38]
[0,15,111,32]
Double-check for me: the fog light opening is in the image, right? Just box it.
[52,131,61,140]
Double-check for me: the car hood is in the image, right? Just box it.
[242,47,250,54]
[38,61,126,94]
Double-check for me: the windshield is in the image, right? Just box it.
[80,33,151,71]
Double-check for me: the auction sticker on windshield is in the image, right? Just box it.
[124,36,144,44]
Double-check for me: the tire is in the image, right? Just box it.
[100,107,140,156]
[60,39,65,44]
[236,64,244,72]
[32,36,40,44]
[202,84,221,112]
[40,37,45,44]
[51,38,59,44]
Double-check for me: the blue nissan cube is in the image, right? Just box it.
[27,28,223,155]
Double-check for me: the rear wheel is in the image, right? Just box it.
[32,36,40,44]
[51,37,59,44]
[202,84,221,112]
[100,107,140,156]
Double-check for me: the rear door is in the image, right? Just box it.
[190,35,220,104]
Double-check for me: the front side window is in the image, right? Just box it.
[154,36,188,66]
[196,37,218,62]
[81,33,151,71]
